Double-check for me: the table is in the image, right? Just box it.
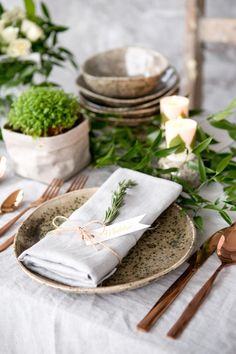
[0,120,236,354]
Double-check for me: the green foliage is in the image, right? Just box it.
[0,0,78,115]
[24,0,36,17]
[192,137,212,155]
[208,99,236,141]
[88,101,236,229]
[8,87,80,137]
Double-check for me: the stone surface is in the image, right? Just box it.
[3,0,236,112]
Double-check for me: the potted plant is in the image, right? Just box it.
[2,87,90,183]
[0,0,77,116]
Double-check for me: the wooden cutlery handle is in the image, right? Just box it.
[167,263,224,339]
[137,264,196,332]
[0,234,15,252]
[0,206,31,237]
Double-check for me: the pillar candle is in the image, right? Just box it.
[160,95,189,125]
[165,118,197,152]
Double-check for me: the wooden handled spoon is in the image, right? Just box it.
[0,189,24,214]
[167,226,236,339]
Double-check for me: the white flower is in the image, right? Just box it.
[7,38,31,57]
[2,6,25,23]
[21,19,44,42]
[1,26,19,44]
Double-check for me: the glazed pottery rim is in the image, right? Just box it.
[14,188,196,294]
[81,47,168,81]
[76,66,179,104]
[79,83,179,115]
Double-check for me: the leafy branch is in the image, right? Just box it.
[104,179,137,225]
[89,100,236,230]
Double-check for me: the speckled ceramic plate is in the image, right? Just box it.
[80,95,160,117]
[15,188,196,294]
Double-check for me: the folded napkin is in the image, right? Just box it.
[19,168,182,287]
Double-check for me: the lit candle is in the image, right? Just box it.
[160,95,189,125]
[165,118,197,152]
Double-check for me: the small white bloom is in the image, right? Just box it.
[1,26,19,44]
[21,19,44,42]
[7,38,31,57]
[2,6,25,23]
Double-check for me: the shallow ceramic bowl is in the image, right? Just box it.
[80,95,160,118]
[79,81,178,114]
[81,47,168,98]
[15,188,196,294]
[77,66,179,107]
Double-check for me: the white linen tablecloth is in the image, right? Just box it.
[0,116,236,354]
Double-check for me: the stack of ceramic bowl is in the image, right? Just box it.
[77,47,180,127]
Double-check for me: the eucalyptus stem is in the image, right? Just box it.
[104,179,137,225]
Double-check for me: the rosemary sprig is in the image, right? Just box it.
[104,179,137,225]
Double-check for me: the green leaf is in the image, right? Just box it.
[0,3,4,16]
[193,215,204,230]
[119,141,140,161]
[155,145,184,158]
[96,146,115,166]
[211,119,236,131]
[24,0,36,17]
[227,98,236,110]
[229,130,236,141]
[149,130,162,149]
[216,155,232,174]
[219,210,232,225]
[190,109,203,117]
[204,204,220,211]
[168,134,186,153]
[209,98,236,122]
[48,25,68,32]
[198,156,207,182]
[41,2,51,19]
[134,155,150,170]
[192,137,212,155]
[155,167,178,174]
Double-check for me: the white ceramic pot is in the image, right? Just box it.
[2,119,90,183]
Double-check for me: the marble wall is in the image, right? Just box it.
[3,0,236,112]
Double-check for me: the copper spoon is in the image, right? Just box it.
[167,227,236,339]
[0,156,7,179]
[0,189,24,214]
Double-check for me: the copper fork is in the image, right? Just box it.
[0,178,63,237]
[66,174,88,193]
[0,175,88,252]
[136,223,236,332]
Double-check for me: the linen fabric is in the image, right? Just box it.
[19,168,182,287]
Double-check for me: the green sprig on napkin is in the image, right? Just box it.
[104,179,137,225]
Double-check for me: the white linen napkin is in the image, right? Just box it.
[19,168,182,287]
